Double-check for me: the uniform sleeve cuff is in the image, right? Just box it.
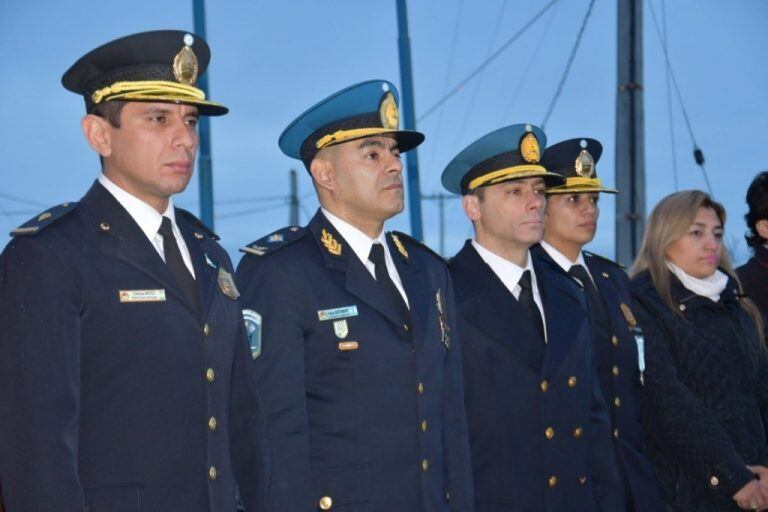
[707,464,755,497]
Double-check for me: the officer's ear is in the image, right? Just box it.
[310,155,336,193]
[463,194,482,222]
[81,114,113,158]
[756,219,768,240]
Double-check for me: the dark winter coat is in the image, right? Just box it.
[631,270,768,511]
[737,245,768,327]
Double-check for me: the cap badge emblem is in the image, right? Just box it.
[173,34,199,85]
[574,149,595,178]
[380,92,399,130]
[520,132,540,163]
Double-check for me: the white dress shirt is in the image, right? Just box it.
[99,174,195,278]
[539,240,593,285]
[321,208,409,308]
[472,239,546,340]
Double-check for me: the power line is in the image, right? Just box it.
[500,3,560,123]
[0,192,47,208]
[215,195,289,205]
[426,0,465,171]
[453,0,509,145]
[540,0,597,129]
[660,0,679,191]
[215,201,288,221]
[0,209,39,216]
[417,0,562,123]
[646,0,713,195]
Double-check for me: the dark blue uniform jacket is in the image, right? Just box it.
[582,252,663,511]
[235,211,474,512]
[448,241,620,512]
[533,246,663,511]
[0,182,269,512]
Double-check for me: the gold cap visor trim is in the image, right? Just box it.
[315,127,399,150]
[91,80,227,115]
[102,93,228,113]
[546,177,618,194]
[467,165,563,191]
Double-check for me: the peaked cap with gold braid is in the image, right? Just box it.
[278,80,424,168]
[541,138,618,194]
[441,123,565,195]
[62,30,227,116]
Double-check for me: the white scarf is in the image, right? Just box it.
[666,261,729,302]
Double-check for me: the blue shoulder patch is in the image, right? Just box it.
[10,202,78,237]
[240,225,307,257]
[584,250,626,270]
[390,230,445,263]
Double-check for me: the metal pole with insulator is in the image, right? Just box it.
[193,0,215,229]
[615,0,646,266]
[395,0,424,240]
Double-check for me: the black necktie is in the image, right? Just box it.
[159,216,200,315]
[368,243,410,332]
[569,264,609,332]
[518,270,545,342]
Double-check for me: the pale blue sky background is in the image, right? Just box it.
[1,1,766,265]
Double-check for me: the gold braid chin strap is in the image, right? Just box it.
[91,80,206,104]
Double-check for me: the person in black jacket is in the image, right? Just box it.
[630,189,768,511]
[737,171,768,323]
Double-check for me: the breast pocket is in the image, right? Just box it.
[84,483,142,512]
[314,463,371,510]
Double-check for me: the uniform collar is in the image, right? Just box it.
[320,207,389,266]
[471,239,536,295]
[98,174,176,241]
[540,240,590,278]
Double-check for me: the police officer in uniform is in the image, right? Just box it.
[235,80,473,512]
[0,31,268,511]
[534,138,663,511]
[442,124,620,511]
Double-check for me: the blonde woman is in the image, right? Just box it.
[631,190,768,511]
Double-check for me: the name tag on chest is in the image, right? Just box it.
[119,289,167,303]
[317,305,358,321]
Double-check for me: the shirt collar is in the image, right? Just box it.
[540,240,588,273]
[471,239,534,291]
[321,207,387,264]
[99,174,175,239]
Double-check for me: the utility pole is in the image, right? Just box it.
[615,0,645,266]
[395,0,424,240]
[422,193,458,256]
[289,169,299,226]
[193,0,215,229]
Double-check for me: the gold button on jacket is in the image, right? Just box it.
[318,496,333,510]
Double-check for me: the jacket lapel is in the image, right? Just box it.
[452,242,544,373]
[387,233,429,348]
[79,181,199,317]
[536,255,587,378]
[586,258,624,334]
[177,214,218,319]
[308,212,406,332]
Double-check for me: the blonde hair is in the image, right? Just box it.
[630,190,764,342]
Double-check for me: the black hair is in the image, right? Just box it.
[89,100,127,128]
[744,170,768,250]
